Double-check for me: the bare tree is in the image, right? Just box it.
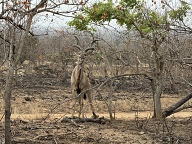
[0,0,89,143]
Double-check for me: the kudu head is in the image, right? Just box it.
[73,36,98,65]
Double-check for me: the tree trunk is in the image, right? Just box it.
[15,15,33,65]
[150,79,156,118]
[4,28,15,143]
[154,77,163,119]
[4,64,14,144]
[152,50,164,119]
[4,14,33,144]
[108,81,114,120]
[162,93,192,118]
[108,97,113,120]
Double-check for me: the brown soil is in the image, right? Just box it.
[0,74,191,144]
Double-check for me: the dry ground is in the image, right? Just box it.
[0,74,191,144]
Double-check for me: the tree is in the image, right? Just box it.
[68,0,191,119]
[0,0,88,143]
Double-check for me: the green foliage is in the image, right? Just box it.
[87,2,115,22]
[119,0,140,8]
[68,14,90,31]
[114,2,167,35]
[136,11,167,35]
[68,1,116,31]
[168,0,190,21]
[68,0,190,38]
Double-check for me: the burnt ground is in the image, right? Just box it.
[0,73,192,144]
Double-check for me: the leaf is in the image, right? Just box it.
[168,0,190,21]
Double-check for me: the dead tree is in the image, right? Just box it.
[71,36,99,118]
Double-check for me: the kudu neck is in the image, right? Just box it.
[77,61,85,68]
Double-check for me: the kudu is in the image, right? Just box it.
[71,36,98,118]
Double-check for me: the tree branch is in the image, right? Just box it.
[162,93,192,118]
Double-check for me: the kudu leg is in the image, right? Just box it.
[87,91,98,119]
[78,93,84,118]
[71,92,78,117]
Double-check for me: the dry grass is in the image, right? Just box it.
[0,88,191,121]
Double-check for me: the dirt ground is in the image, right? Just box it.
[0,74,192,144]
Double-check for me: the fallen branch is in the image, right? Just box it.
[61,116,106,124]
[33,134,53,140]
[172,105,192,113]
[12,138,41,144]
[162,93,192,118]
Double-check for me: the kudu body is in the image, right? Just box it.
[71,37,98,118]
